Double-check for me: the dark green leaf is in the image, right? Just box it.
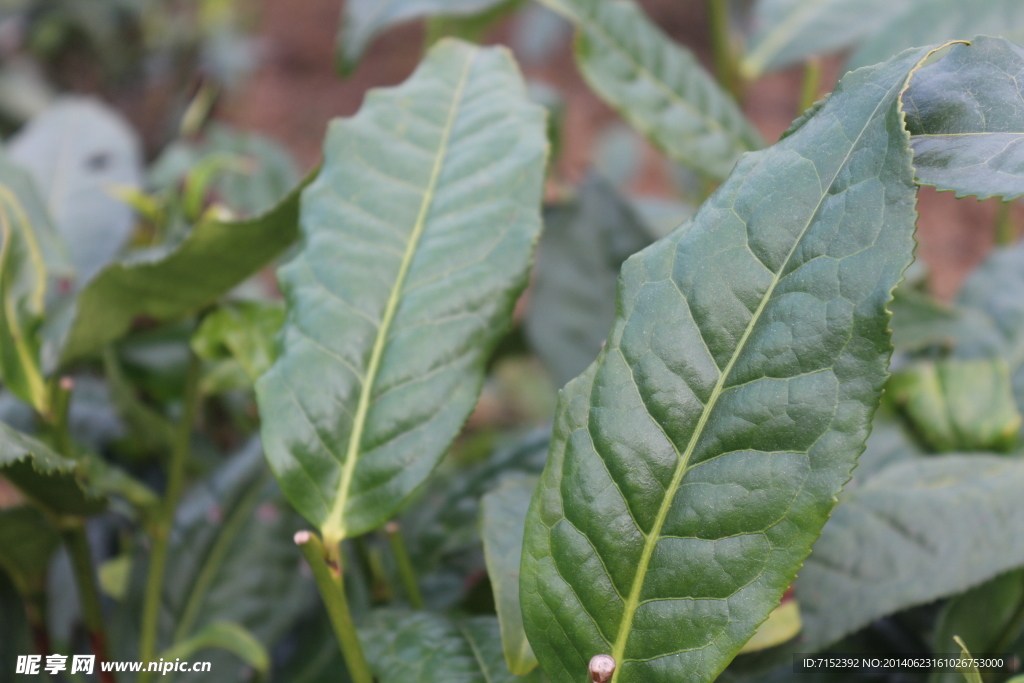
[538,0,764,180]
[904,37,1024,200]
[337,0,509,74]
[480,473,539,675]
[8,96,142,281]
[256,39,547,544]
[0,421,105,515]
[888,358,1021,452]
[526,174,658,389]
[521,46,932,683]
[796,456,1024,650]
[0,505,59,596]
[160,621,270,676]
[54,168,314,365]
[192,300,284,384]
[361,610,540,683]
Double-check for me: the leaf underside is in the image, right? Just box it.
[521,47,930,683]
[256,39,547,541]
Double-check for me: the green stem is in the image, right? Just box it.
[996,200,1016,246]
[799,57,823,115]
[23,594,50,657]
[707,0,741,100]
[63,525,116,683]
[51,376,74,456]
[296,531,374,683]
[138,352,202,681]
[384,522,423,609]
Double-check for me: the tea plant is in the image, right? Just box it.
[2,2,1024,683]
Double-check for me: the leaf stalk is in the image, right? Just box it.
[799,57,823,116]
[384,521,423,609]
[707,0,742,100]
[62,524,116,683]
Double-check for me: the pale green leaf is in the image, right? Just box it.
[480,473,539,675]
[737,599,801,654]
[796,456,1024,650]
[521,46,933,683]
[904,37,1024,200]
[538,0,764,180]
[159,621,270,675]
[954,636,984,683]
[192,300,284,383]
[256,39,547,543]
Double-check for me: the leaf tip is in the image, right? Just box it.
[589,654,616,683]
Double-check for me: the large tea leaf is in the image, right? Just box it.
[849,0,1024,71]
[521,47,931,683]
[796,455,1024,650]
[256,39,547,543]
[538,0,763,180]
[903,36,1024,200]
[54,168,313,365]
[337,0,509,74]
[361,610,540,683]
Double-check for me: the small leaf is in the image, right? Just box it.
[8,96,143,282]
[256,39,547,544]
[98,554,132,601]
[192,301,284,383]
[796,456,1024,650]
[521,46,934,683]
[337,0,510,74]
[0,505,60,597]
[361,610,540,683]
[526,174,658,389]
[54,168,314,365]
[160,621,270,676]
[538,0,764,179]
[480,474,539,675]
[888,358,1021,453]
[904,37,1024,200]
[737,597,801,654]
[0,421,106,516]
[953,636,983,683]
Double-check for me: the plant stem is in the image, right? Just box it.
[996,200,1016,246]
[384,521,423,609]
[138,352,202,680]
[799,57,823,115]
[62,525,116,683]
[707,0,741,100]
[23,594,51,657]
[296,531,374,683]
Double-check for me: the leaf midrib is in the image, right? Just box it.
[607,76,905,678]
[322,48,478,544]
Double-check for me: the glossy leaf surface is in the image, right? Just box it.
[361,610,540,683]
[0,505,59,596]
[538,0,763,180]
[55,168,312,365]
[481,473,539,675]
[797,455,1024,650]
[521,47,931,683]
[904,37,1024,200]
[256,39,547,542]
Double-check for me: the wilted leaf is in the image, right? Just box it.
[0,505,59,596]
[538,0,763,179]
[256,39,547,544]
[361,610,541,683]
[192,300,284,383]
[904,37,1024,200]
[480,473,538,675]
[797,455,1024,650]
[8,96,143,282]
[521,46,933,683]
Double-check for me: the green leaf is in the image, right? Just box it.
[256,39,547,544]
[888,287,991,352]
[8,96,142,281]
[888,358,1021,453]
[361,610,540,683]
[0,421,106,515]
[954,636,983,683]
[521,46,932,683]
[480,473,539,676]
[160,621,270,676]
[337,0,509,74]
[903,37,1024,200]
[0,505,59,596]
[54,167,314,365]
[849,0,1024,72]
[0,148,73,411]
[537,0,764,180]
[737,598,801,654]
[742,0,914,77]
[796,455,1024,650]
[192,300,284,383]
[526,174,658,389]
[929,569,1024,683]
